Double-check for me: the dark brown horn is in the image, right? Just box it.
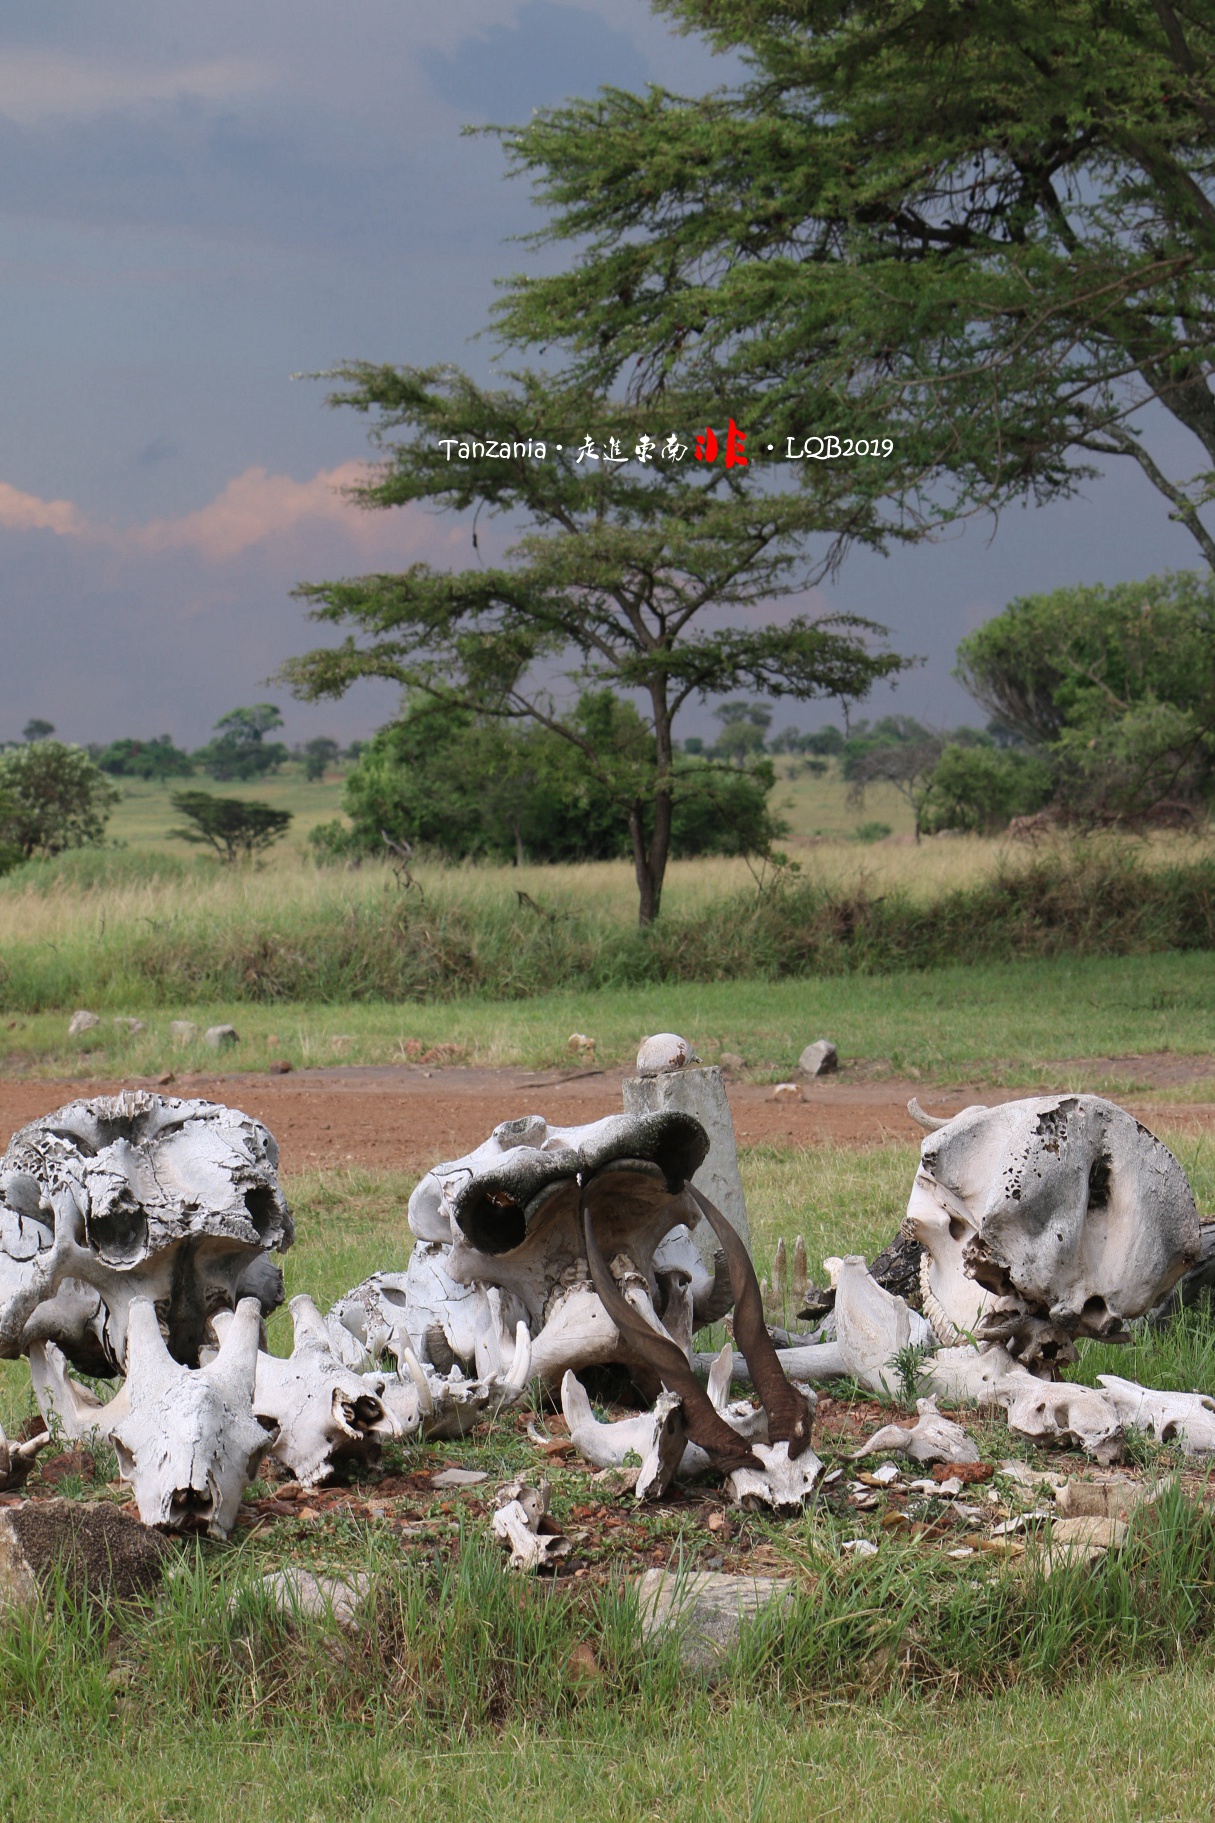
[686,1184,815,1458]
[580,1194,760,1475]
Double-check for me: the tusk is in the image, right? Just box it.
[400,1344,434,1416]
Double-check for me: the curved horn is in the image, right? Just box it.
[288,1294,332,1350]
[907,1098,951,1131]
[400,1344,434,1417]
[580,1188,760,1474]
[685,1185,814,1458]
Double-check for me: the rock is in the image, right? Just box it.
[268,1059,292,1075]
[566,1033,596,1056]
[204,1025,239,1050]
[0,1499,171,1611]
[720,1052,745,1071]
[1039,1513,1128,1573]
[169,1021,198,1045]
[255,1568,371,1632]
[68,1011,100,1037]
[799,1040,839,1077]
[623,1062,751,1262]
[636,1568,794,1672]
[431,1467,488,1489]
[770,1082,804,1103]
[635,1033,700,1075]
[841,1539,879,1558]
[112,1017,146,1036]
[1055,1478,1157,1522]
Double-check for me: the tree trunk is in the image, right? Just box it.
[629,803,659,925]
[513,821,525,868]
[635,688,676,927]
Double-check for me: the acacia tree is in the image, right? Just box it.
[495,0,1215,564]
[282,365,909,923]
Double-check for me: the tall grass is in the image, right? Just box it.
[2,841,1215,1010]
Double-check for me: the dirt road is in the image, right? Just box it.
[3,1058,1215,1178]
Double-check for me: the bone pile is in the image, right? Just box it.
[2,1067,1212,1546]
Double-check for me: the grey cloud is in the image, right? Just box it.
[420,2,649,119]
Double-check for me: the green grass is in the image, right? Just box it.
[1,1143,1214,1817]
[8,947,1215,1086]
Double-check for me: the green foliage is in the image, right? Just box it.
[94,735,195,780]
[194,704,289,783]
[0,741,119,860]
[21,719,53,743]
[495,0,1215,566]
[313,691,782,865]
[957,573,1215,822]
[283,362,909,922]
[711,698,771,764]
[923,745,1056,835]
[169,791,293,864]
[301,737,341,782]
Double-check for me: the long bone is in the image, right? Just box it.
[581,1186,822,1507]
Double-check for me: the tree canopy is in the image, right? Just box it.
[195,705,289,783]
[0,741,119,859]
[956,570,1215,821]
[494,0,1215,564]
[169,791,293,864]
[312,690,783,867]
[283,364,909,921]
[95,735,195,780]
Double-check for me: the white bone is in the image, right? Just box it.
[852,1396,979,1465]
[491,1480,571,1571]
[109,1295,275,1537]
[559,1371,687,1498]
[1096,1375,1215,1452]
[905,1096,1199,1366]
[214,1296,401,1488]
[833,1255,911,1394]
[725,1439,824,1512]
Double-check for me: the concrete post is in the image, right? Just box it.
[622,1063,751,1266]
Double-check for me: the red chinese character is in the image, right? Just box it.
[694,426,719,463]
[725,418,747,468]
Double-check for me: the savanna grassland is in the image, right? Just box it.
[4,763,1215,1821]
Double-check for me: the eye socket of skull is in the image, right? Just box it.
[85,1202,149,1266]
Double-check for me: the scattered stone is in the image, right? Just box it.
[268,1059,292,1074]
[860,1462,901,1487]
[156,1073,175,1086]
[1039,1514,1128,1573]
[204,1024,239,1050]
[169,1021,198,1045]
[67,1011,100,1037]
[637,1568,794,1672]
[255,1568,371,1632]
[935,1476,965,1498]
[566,1641,600,1683]
[566,1032,596,1056]
[930,1458,990,1483]
[0,1500,171,1612]
[112,1017,146,1035]
[720,1052,745,1070]
[770,1082,804,1102]
[431,1468,489,1489]
[1055,1478,1157,1522]
[799,1039,839,1077]
[841,1539,879,1558]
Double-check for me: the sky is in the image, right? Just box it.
[0,0,1209,751]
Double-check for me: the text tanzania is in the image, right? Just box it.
[439,439,546,460]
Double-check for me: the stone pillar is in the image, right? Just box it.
[622,1064,751,1266]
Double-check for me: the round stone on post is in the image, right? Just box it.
[623,1032,751,1265]
[798,1039,838,1078]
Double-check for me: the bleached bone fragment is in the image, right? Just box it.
[1002,1378,1123,1462]
[491,1481,571,1572]
[1095,1375,1215,1453]
[905,1095,1199,1367]
[109,1296,275,1537]
[407,1325,533,1441]
[560,1372,687,1499]
[215,1295,401,1488]
[853,1396,980,1465]
[0,1425,49,1490]
[833,1255,911,1394]
[2,1092,292,1375]
[29,1338,129,1441]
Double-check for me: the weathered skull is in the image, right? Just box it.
[330,1110,726,1393]
[109,1296,276,1536]
[905,1096,1199,1366]
[1,1092,293,1374]
[215,1294,400,1488]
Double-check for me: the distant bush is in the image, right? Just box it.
[0,741,120,860]
[923,744,1055,834]
[95,736,195,780]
